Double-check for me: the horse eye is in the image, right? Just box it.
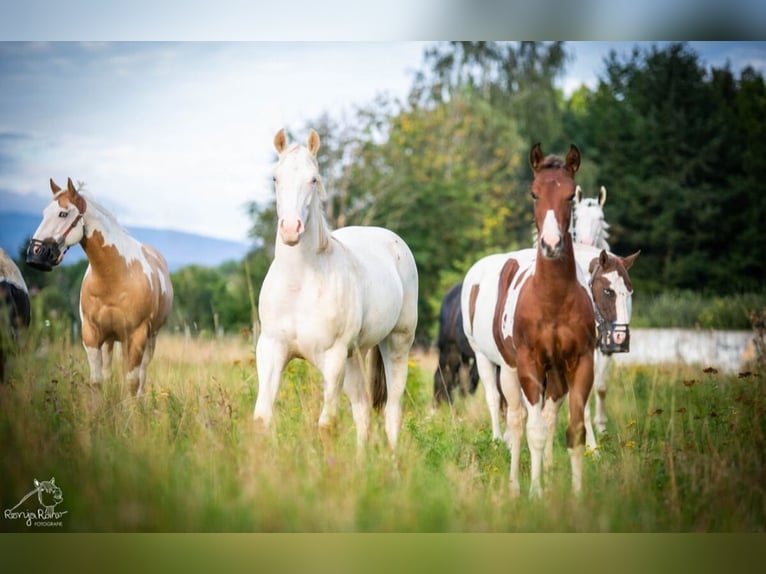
[272,176,277,183]
[311,176,318,184]
[603,288,614,297]
[530,191,539,200]
[58,210,68,218]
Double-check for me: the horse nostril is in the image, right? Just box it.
[614,331,625,344]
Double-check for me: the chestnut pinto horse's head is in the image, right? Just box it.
[272,128,327,247]
[528,143,580,259]
[589,249,640,353]
[26,178,87,271]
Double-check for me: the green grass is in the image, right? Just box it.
[1,334,764,532]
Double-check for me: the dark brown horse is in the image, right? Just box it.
[433,282,479,406]
[462,143,596,497]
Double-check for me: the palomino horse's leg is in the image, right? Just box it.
[101,340,115,380]
[81,320,104,384]
[593,352,611,434]
[253,335,288,429]
[498,365,524,498]
[135,334,157,396]
[343,347,371,453]
[125,325,151,397]
[475,353,504,441]
[378,334,412,449]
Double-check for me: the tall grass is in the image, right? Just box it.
[1,334,764,532]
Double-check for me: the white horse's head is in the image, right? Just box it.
[574,185,609,248]
[26,178,87,271]
[272,128,327,247]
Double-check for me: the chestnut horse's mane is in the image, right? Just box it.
[539,155,565,170]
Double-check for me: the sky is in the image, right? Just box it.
[1,41,765,243]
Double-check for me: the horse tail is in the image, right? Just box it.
[370,345,387,410]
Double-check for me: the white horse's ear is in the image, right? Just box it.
[307,129,320,157]
[274,128,287,154]
[575,185,583,204]
[50,178,61,195]
[599,185,607,206]
[50,478,56,485]
[34,479,40,487]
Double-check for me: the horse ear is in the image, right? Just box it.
[621,250,640,270]
[529,143,544,172]
[66,178,78,197]
[274,128,287,153]
[599,249,609,267]
[565,144,581,176]
[575,185,583,205]
[50,179,61,195]
[50,477,56,485]
[307,128,320,157]
[598,185,607,206]
[34,479,40,487]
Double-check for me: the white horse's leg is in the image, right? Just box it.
[135,334,157,397]
[543,396,564,473]
[498,366,524,498]
[593,352,611,433]
[317,344,349,434]
[253,335,289,428]
[524,393,546,499]
[343,348,371,452]
[379,335,412,449]
[475,353,503,440]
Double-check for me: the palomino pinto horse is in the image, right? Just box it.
[433,282,479,406]
[462,143,596,497]
[27,178,173,396]
[0,248,30,383]
[253,129,418,451]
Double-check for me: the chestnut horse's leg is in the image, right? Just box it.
[518,356,546,498]
[567,352,595,495]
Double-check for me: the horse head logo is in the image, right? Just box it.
[34,478,63,514]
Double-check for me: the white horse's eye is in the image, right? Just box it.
[311,176,318,184]
[58,210,68,218]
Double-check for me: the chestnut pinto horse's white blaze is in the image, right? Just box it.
[463,143,596,497]
[253,128,418,451]
[27,178,173,396]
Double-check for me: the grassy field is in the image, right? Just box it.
[1,333,764,532]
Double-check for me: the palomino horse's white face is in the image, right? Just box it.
[574,185,607,247]
[271,128,326,246]
[27,178,87,271]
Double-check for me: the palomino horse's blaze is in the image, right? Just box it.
[462,143,596,497]
[27,178,173,396]
[0,248,30,383]
[433,282,479,406]
[253,129,418,451]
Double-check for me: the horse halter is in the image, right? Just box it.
[588,259,630,354]
[26,193,87,272]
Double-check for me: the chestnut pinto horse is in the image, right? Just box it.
[253,129,418,451]
[462,144,596,497]
[27,178,173,396]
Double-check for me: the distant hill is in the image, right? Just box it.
[0,212,252,271]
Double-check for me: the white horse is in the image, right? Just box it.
[573,185,610,250]
[253,128,418,451]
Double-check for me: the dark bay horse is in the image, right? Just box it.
[433,282,479,406]
[462,143,596,497]
[0,248,30,383]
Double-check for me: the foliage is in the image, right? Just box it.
[1,336,764,531]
